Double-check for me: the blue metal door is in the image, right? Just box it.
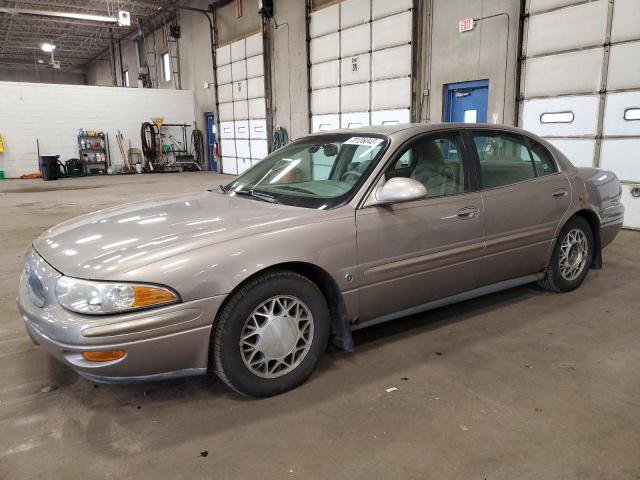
[205,112,217,172]
[444,80,489,123]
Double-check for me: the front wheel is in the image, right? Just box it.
[539,216,594,292]
[212,271,330,397]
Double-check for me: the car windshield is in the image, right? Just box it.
[223,133,389,209]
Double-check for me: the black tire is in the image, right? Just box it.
[538,216,594,293]
[212,270,330,397]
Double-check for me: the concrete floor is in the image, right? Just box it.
[1,172,638,479]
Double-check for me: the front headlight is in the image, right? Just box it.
[55,276,179,315]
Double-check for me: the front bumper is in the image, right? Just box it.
[18,247,226,383]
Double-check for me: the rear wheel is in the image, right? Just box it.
[539,216,594,292]
[212,270,330,397]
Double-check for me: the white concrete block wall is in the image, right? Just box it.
[0,82,195,178]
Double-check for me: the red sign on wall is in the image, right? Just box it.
[458,18,475,33]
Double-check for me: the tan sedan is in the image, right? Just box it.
[18,124,624,396]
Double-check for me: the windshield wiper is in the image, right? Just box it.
[217,184,228,194]
[234,189,278,204]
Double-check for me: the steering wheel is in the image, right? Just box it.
[341,170,362,182]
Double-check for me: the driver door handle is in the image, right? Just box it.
[457,206,479,219]
[553,189,568,198]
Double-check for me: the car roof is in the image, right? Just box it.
[308,122,537,138]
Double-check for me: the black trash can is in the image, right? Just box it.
[39,155,60,181]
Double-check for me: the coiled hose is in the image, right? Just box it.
[141,122,159,162]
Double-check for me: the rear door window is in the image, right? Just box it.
[473,133,537,189]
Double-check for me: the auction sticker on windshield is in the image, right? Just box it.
[344,137,384,146]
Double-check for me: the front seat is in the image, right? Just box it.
[410,140,451,197]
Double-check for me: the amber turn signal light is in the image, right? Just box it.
[131,286,176,308]
[82,350,126,362]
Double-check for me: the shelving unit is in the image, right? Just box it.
[78,132,110,175]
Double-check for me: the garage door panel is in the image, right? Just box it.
[234,120,249,139]
[237,158,252,174]
[621,185,640,229]
[310,4,339,38]
[311,87,340,115]
[600,139,640,182]
[247,76,265,99]
[220,121,235,139]
[341,83,370,112]
[217,64,232,85]
[218,83,233,103]
[604,91,640,136]
[236,140,251,158]
[232,80,248,101]
[245,33,263,57]
[371,108,410,125]
[218,102,234,121]
[372,0,411,19]
[524,48,603,97]
[311,60,340,90]
[372,77,411,110]
[231,60,247,82]
[341,24,370,57]
[372,45,411,80]
[230,39,246,62]
[341,0,370,28]
[246,55,264,78]
[522,96,599,136]
[222,157,238,175]
[607,42,640,91]
[528,0,585,14]
[310,33,340,64]
[233,100,248,120]
[250,119,267,139]
[341,111,370,129]
[546,139,595,168]
[611,0,640,43]
[340,55,370,85]
[372,11,412,51]
[220,140,236,157]
[216,45,231,66]
[312,114,340,133]
[248,98,266,119]
[250,139,269,159]
[526,0,607,56]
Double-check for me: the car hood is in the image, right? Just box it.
[33,190,331,279]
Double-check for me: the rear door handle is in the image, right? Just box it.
[456,206,479,219]
[553,189,568,198]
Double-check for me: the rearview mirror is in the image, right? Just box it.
[373,177,427,205]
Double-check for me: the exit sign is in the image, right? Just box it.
[458,18,475,33]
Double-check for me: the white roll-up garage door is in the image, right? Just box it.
[520,0,640,229]
[216,33,268,175]
[309,0,413,133]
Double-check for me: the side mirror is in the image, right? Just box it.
[373,177,427,205]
